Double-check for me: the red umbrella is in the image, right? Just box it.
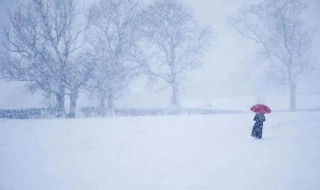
[250,104,271,114]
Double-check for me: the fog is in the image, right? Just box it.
[0,0,319,112]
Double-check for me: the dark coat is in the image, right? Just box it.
[251,113,265,139]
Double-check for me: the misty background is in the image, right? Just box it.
[0,0,319,112]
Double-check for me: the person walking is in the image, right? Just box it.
[250,104,271,139]
[251,113,265,139]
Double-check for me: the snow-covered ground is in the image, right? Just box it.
[1,112,320,190]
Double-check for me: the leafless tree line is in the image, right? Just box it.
[0,0,211,118]
[0,0,315,117]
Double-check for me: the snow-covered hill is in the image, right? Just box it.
[1,112,319,190]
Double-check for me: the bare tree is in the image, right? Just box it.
[142,0,211,109]
[88,0,147,115]
[65,52,95,118]
[231,0,312,111]
[0,0,89,117]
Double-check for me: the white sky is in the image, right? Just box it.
[0,0,319,109]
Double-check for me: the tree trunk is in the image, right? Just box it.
[68,89,78,118]
[56,92,65,117]
[170,77,180,111]
[55,83,66,117]
[289,81,296,112]
[107,91,114,116]
[98,98,106,117]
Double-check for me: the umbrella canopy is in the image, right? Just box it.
[250,104,271,114]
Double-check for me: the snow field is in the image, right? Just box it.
[0,112,320,190]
